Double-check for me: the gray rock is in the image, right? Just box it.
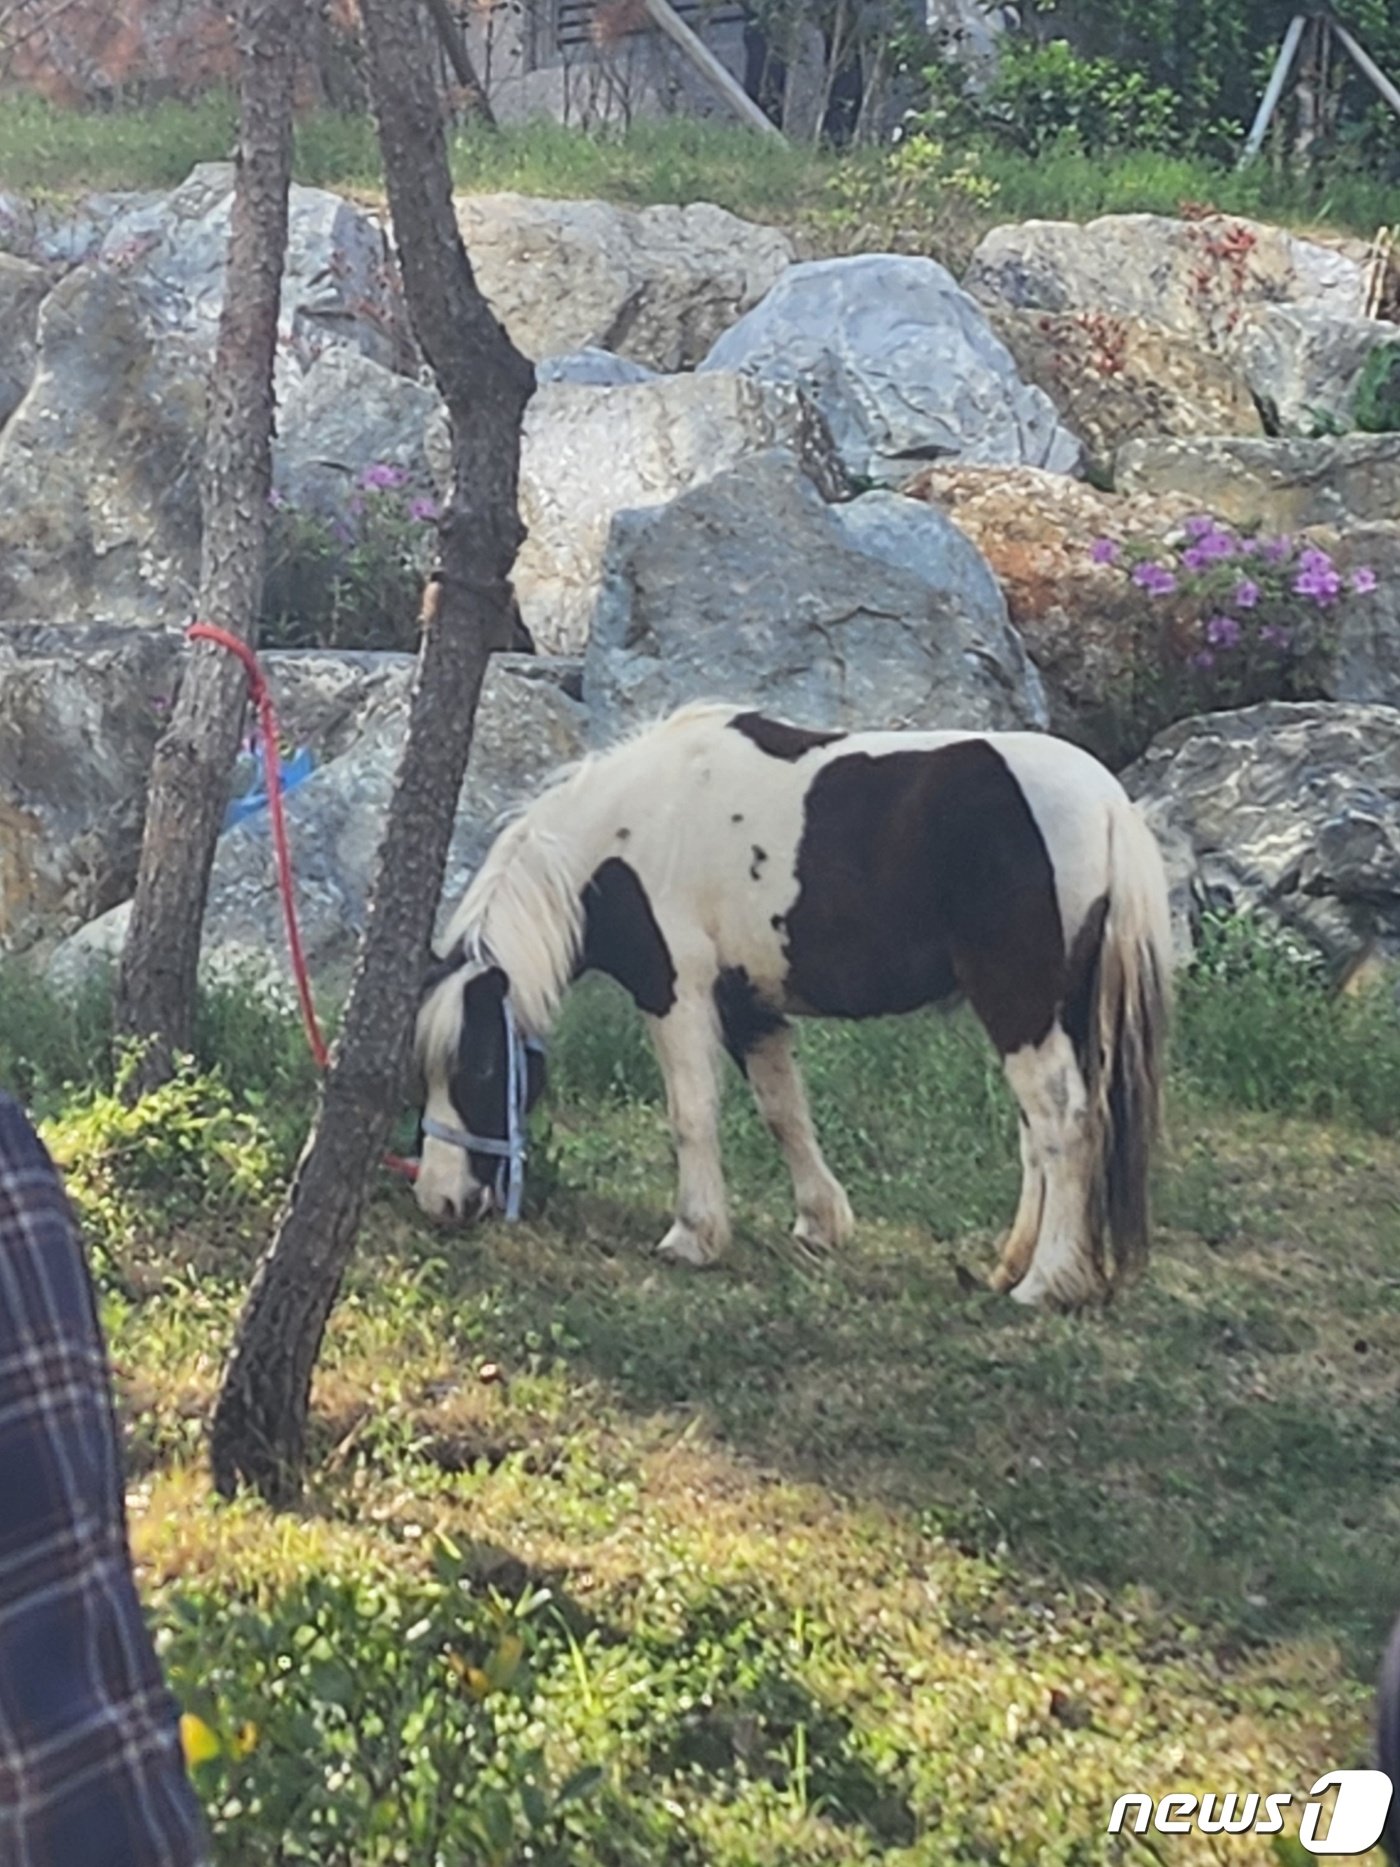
[0,189,161,267]
[454,192,793,372]
[1123,700,1400,973]
[1232,304,1400,435]
[98,163,412,382]
[274,348,441,517]
[486,372,845,657]
[966,213,1369,353]
[50,656,588,1001]
[0,267,206,625]
[1324,525,1400,711]
[584,449,1047,741]
[1115,433,1400,532]
[0,253,48,430]
[535,348,657,386]
[0,624,175,956]
[700,254,1082,487]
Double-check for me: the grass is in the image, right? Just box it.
[0,94,1392,266]
[5,916,1400,1862]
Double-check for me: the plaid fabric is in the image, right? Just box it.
[0,1092,210,1867]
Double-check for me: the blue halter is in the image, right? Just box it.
[422,986,544,1223]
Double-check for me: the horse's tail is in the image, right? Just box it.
[1081,794,1174,1287]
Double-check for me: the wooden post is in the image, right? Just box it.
[640,0,783,138]
[1238,13,1308,168]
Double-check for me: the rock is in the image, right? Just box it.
[0,253,49,429]
[0,627,432,958]
[904,465,1198,762]
[1324,525,1400,711]
[0,267,206,625]
[700,253,1082,487]
[454,193,793,372]
[274,349,441,517]
[0,625,175,955]
[584,449,1047,741]
[50,656,587,999]
[966,214,1369,353]
[985,306,1262,474]
[1115,434,1400,533]
[1123,701,1400,974]
[536,348,657,386]
[491,372,845,656]
[0,189,160,267]
[98,163,412,380]
[1231,305,1400,436]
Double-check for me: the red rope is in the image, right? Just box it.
[186,623,418,1182]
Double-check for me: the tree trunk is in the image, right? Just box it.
[210,0,535,1507]
[422,0,497,124]
[114,0,308,1095]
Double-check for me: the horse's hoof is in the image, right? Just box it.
[791,1214,837,1260]
[655,1222,722,1268]
[1009,1268,1106,1312]
[987,1261,1024,1295]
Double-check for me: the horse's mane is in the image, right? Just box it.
[422,700,736,1059]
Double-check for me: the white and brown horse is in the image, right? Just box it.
[414,702,1173,1309]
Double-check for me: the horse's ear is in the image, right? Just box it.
[420,938,464,1002]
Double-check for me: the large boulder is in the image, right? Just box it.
[454,193,793,372]
[1230,305,1400,435]
[966,214,1369,353]
[904,465,1197,763]
[0,189,160,267]
[98,163,413,380]
[584,448,1047,741]
[0,253,49,430]
[1115,434,1400,533]
[985,306,1262,475]
[699,253,1082,486]
[1123,701,1400,974]
[498,372,844,656]
[0,267,205,625]
[50,656,587,1000]
[0,627,433,959]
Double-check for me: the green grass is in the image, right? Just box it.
[5,919,1400,1862]
[0,95,1391,262]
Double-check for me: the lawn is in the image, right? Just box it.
[5,918,1400,1864]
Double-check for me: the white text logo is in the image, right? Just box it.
[1107,1772,1393,1855]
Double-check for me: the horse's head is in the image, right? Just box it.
[413,949,548,1227]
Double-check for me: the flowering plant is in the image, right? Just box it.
[1089,516,1377,723]
[263,461,440,652]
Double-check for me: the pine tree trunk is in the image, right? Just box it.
[114,0,308,1095]
[209,0,535,1507]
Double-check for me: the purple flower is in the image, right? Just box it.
[1188,649,1216,671]
[1205,614,1242,649]
[357,462,409,492]
[1182,544,1209,572]
[1259,622,1292,650]
[1261,535,1294,565]
[409,495,440,524]
[1132,561,1178,597]
[1293,559,1342,605]
[1233,578,1260,610]
[1195,527,1239,562]
[1183,514,1216,539]
[1351,566,1378,595]
[1089,537,1120,565]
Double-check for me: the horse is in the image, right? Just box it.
[413,701,1173,1310]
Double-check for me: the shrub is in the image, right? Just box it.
[925,38,1188,159]
[262,465,440,652]
[1353,344,1400,435]
[1089,517,1379,740]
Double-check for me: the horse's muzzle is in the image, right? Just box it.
[428,1184,493,1229]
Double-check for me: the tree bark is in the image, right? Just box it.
[114,0,308,1095]
[210,0,535,1507]
[422,0,497,124]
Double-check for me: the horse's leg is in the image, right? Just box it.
[648,990,730,1267]
[1000,1023,1105,1310]
[988,1113,1044,1294]
[744,1026,853,1257]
